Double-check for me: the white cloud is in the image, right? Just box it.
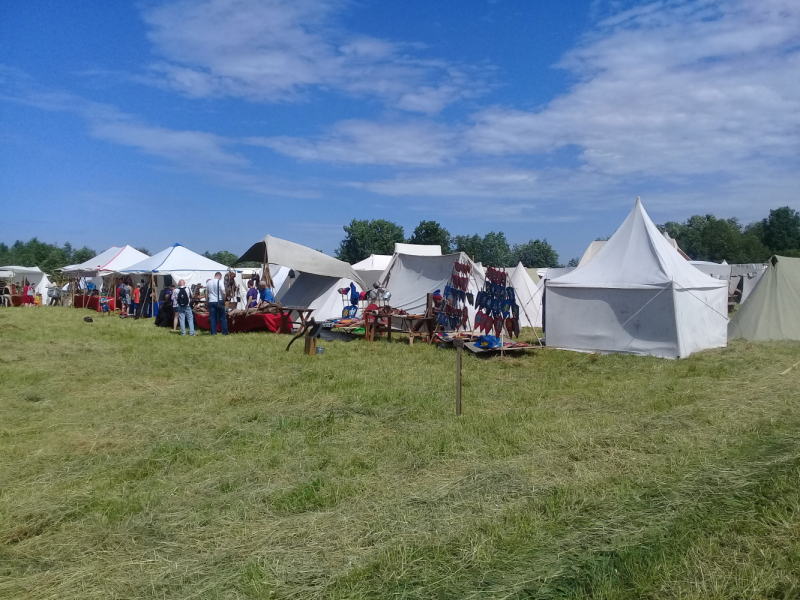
[140,0,492,112]
[465,0,800,180]
[248,120,458,167]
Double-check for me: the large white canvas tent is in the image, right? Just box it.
[508,262,543,328]
[61,246,149,277]
[352,254,392,288]
[728,255,800,341]
[238,235,366,320]
[275,273,355,321]
[545,199,729,358]
[378,252,485,325]
[120,243,231,288]
[0,266,52,300]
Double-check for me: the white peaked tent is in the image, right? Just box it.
[0,266,52,299]
[509,262,543,328]
[352,254,392,288]
[61,246,149,277]
[394,243,442,256]
[578,241,607,266]
[545,199,729,358]
[378,252,485,324]
[120,243,231,288]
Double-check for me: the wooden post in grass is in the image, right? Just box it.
[304,334,317,356]
[454,338,463,416]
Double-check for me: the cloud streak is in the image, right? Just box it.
[140,0,494,113]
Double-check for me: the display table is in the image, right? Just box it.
[11,295,22,307]
[194,311,292,334]
[276,306,315,330]
[74,295,116,312]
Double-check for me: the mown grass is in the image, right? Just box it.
[0,307,799,599]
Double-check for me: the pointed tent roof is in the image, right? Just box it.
[237,235,365,287]
[729,255,800,341]
[578,240,607,266]
[509,262,543,328]
[549,198,726,290]
[61,245,149,276]
[121,243,229,274]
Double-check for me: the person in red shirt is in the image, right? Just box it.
[21,281,35,307]
[131,284,141,315]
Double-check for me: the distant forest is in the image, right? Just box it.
[2,207,798,275]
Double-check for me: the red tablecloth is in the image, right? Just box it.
[74,295,116,312]
[194,311,291,334]
[11,295,22,307]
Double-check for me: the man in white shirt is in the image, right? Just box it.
[207,272,229,335]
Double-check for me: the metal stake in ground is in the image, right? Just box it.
[454,338,463,416]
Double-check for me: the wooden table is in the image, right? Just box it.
[399,314,436,345]
[277,306,315,332]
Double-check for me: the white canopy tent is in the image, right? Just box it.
[545,199,728,359]
[120,243,232,289]
[61,246,148,277]
[352,254,392,288]
[0,266,52,300]
[508,262,543,328]
[378,252,485,325]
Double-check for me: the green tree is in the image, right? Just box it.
[335,219,405,264]
[661,215,769,263]
[480,231,512,267]
[761,207,800,253]
[0,238,95,274]
[510,239,560,268]
[567,257,580,267]
[134,247,150,256]
[203,250,240,266]
[452,234,483,261]
[407,221,451,253]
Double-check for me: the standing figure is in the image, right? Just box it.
[207,272,228,335]
[174,279,195,336]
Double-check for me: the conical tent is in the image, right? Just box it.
[509,262,543,328]
[545,198,728,358]
[728,255,800,341]
[120,244,231,288]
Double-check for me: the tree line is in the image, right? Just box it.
[3,207,798,274]
[335,220,561,267]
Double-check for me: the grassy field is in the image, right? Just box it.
[1,307,799,599]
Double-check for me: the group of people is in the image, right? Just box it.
[153,272,231,336]
[0,280,36,307]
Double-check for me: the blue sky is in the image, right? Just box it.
[1,0,799,262]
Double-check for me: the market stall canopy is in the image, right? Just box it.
[393,243,442,256]
[0,265,53,297]
[236,235,365,287]
[120,243,231,287]
[729,255,800,341]
[61,245,149,277]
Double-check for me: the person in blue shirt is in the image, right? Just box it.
[258,281,274,306]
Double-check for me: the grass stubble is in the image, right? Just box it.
[0,307,799,599]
